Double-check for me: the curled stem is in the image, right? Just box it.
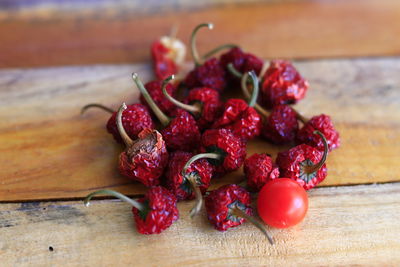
[202,44,239,59]
[242,71,259,107]
[191,23,214,66]
[231,207,274,245]
[227,63,243,78]
[132,73,171,127]
[116,103,134,147]
[182,153,222,176]
[304,131,328,174]
[84,189,145,211]
[81,103,114,115]
[162,75,201,114]
[187,176,203,218]
[240,70,270,117]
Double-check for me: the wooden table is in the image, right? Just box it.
[1,1,400,265]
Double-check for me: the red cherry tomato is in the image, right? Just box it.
[257,178,308,228]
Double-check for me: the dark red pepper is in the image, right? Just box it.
[205,184,273,244]
[260,60,309,108]
[133,74,201,151]
[183,23,227,92]
[244,153,280,191]
[116,103,168,186]
[162,85,223,130]
[296,114,340,152]
[198,128,246,176]
[220,47,263,81]
[141,80,178,116]
[84,187,179,234]
[81,103,155,144]
[276,131,328,190]
[165,151,214,217]
[212,71,262,141]
[151,35,186,80]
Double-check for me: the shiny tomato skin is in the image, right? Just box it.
[257,178,308,228]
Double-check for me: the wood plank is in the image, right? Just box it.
[0,58,399,201]
[1,183,399,266]
[1,0,400,68]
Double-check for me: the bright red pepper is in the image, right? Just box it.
[151,36,186,80]
[244,153,280,191]
[296,114,340,152]
[212,72,262,141]
[133,74,201,152]
[84,187,179,235]
[116,103,168,186]
[261,60,309,108]
[276,131,328,190]
[141,80,178,116]
[81,103,155,144]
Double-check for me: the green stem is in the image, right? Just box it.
[116,103,134,147]
[227,63,243,78]
[132,73,171,127]
[240,71,270,117]
[84,189,145,211]
[80,103,114,115]
[182,153,222,176]
[162,75,201,114]
[304,131,328,174]
[242,71,259,107]
[190,23,213,66]
[231,207,274,245]
[187,176,203,218]
[202,44,239,59]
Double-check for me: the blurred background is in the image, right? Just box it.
[1,0,400,68]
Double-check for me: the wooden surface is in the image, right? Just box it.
[1,183,399,266]
[1,58,399,201]
[2,0,400,68]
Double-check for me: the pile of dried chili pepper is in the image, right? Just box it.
[81,22,341,242]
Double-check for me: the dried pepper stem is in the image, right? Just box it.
[231,207,274,245]
[227,63,243,78]
[303,131,328,174]
[80,103,114,115]
[84,189,145,211]
[162,75,201,114]
[240,70,270,118]
[116,103,134,147]
[202,44,238,59]
[132,73,171,126]
[190,23,214,66]
[241,71,259,107]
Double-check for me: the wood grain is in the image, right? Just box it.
[0,58,399,201]
[1,183,399,266]
[1,0,400,68]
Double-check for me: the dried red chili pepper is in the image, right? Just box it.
[212,71,262,141]
[205,184,273,244]
[133,74,201,151]
[81,103,155,144]
[244,153,280,191]
[183,23,227,92]
[162,84,223,130]
[116,103,168,186]
[151,34,186,80]
[276,131,328,190]
[140,80,178,116]
[84,187,179,234]
[198,128,246,176]
[260,60,309,108]
[296,114,340,152]
[165,151,214,217]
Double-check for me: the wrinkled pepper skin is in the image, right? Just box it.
[212,99,262,141]
[119,129,169,186]
[132,186,179,234]
[220,47,263,80]
[141,80,178,116]
[185,87,223,130]
[261,60,309,108]
[106,103,155,144]
[262,105,299,144]
[205,184,252,231]
[244,153,280,191]
[165,151,214,201]
[161,109,201,151]
[296,114,340,152]
[200,128,246,176]
[276,144,327,190]
[184,58,227,92]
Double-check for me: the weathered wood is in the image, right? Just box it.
[0,58,399,201]
[0,183,399,266]
[1,0,400,68]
